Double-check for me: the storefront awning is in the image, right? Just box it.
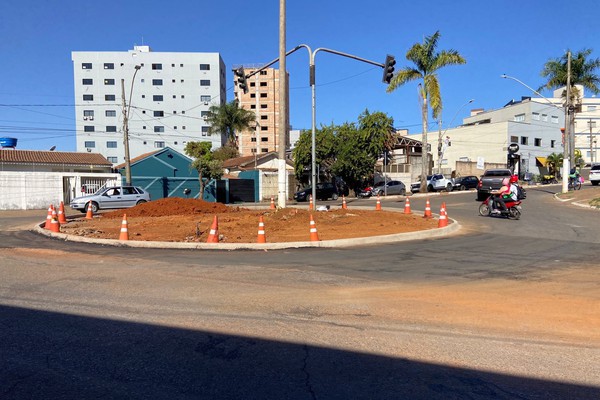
[535,157,547,167]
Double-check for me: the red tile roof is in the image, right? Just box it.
[0,149,112,166]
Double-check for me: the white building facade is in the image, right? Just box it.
[72,46,227,164]
[433,98,564,177]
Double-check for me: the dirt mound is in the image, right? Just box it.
[103,198,234,218]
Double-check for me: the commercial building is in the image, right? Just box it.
[233,67,289,157]
[72,46,227,164]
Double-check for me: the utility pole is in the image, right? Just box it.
[277,0,287,208]
[121,65,141,186]
[562,51,572,194]
[589,119,596,164]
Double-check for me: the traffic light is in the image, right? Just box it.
[382,55,396,84]
[234,67,248,94]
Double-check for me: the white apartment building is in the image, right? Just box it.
[430,97,564,177]
[72,46,227,164]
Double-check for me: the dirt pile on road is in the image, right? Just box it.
[62,198,441,243]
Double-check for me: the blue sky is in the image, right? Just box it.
[0,0,598,151]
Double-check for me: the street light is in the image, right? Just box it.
[501,73,569,193]
[121,64,142,186]
[437,99,474,173]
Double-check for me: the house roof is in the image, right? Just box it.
[0,149,112,166]
[114,147,191,170]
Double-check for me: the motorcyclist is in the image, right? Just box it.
[491,175,519,214]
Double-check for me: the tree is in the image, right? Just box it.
[292,124,337,186]
[184,141,223,199]
[538,49,600,98]
[212,144,239,162]
[386,31,466,192]
[545,152,563,178]
[206,100,255,148]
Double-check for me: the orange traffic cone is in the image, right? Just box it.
[257,216,266,243]
[438,202,448,228]
[44,204,53,229]
[423,198,433,219]
[375,195,382,211]
[48,214,60,233]
[404,197,412,214]
[57,201,67,224]
[342,195,347,210]
[309,195,314,211]
[270,197,276,210]
[119,214,129,241]
[206,215,219,243]
[85,201,94,220]
[309,214,320,241]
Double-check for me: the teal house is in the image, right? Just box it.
[116,147,201,200]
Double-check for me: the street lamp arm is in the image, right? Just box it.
[314,47,385,68]
[501,74,562,110]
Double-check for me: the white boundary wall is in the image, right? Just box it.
[0,171,120,210]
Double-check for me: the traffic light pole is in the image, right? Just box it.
[234,45,390,209]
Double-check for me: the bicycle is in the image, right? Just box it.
[568,175,582,191]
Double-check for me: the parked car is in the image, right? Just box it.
[411,175,432,193]
[70,185,151,213]
[453,175,480,191]
[294,182,339,202]
[372,180,406,196]
[589,164,600,186]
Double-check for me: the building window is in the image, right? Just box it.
[520,136,528,145]
[107,141,118,148]
[182,126,186,130]
[104,63,114,69]
[260,104,267,109]
[82,78,93,85]
[260,82,267,87]
[153,95,163,101]
[250,105,256,109]
[83,94,93,101]
[84,126,94,132]
[251,137,257,142]
[261,126,268,131]
[154,126,165,132]
[261,115,268,120]
[82,63,92,69]
[104,79,115,85]
[105,94,116,101]
[250,82,256,87]
[200,64,210,70]
[261,137,268,141]
[551,116,559,124]
[542,114,548,122]
[154,111,164,117]
[260,93,268,98]
[154,141,165,148]
[510,136,518,143]
[152,63,162,70]
[152,79,163,86]
[551,140,555,148]
[251,148,257,153]
[534,138,542,146]
[514,114,525,122]
[84,141,95,147]
[201,95,211,103]
[532,112,540,121]
[201,111,209,117]
[260,70,267,75]
[106,126,117,132]
[107,157,118,163]
[250,94,256,98]
[83,110,94,118]
[200,80,210,86]
[202,126,209,136]
[588,106,597,112]
[173,126,177,130]
[105,110,117,117]
[261,148,268,153]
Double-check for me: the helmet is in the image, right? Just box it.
[510,175,518,183]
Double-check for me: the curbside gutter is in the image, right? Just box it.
[33,207,461,251]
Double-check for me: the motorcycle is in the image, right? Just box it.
[479,195,522,220]
[358,186,373,198]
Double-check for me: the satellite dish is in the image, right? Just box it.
[49,146,56,151]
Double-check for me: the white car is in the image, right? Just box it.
[70,185,151,213]
[589,164,600,186]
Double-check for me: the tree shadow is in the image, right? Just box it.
[1,305,597,399]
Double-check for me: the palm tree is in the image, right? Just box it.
[545,152,564,178]
[386,31,466,192]
[206,100,255,148]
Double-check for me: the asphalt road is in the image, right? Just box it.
[1,186,599,399]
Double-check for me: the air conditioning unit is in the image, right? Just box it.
[89,116,94,121]
[86,148,92,152]
[203,116,208,121]
[203,101,209,105]
[83,117,88,120]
